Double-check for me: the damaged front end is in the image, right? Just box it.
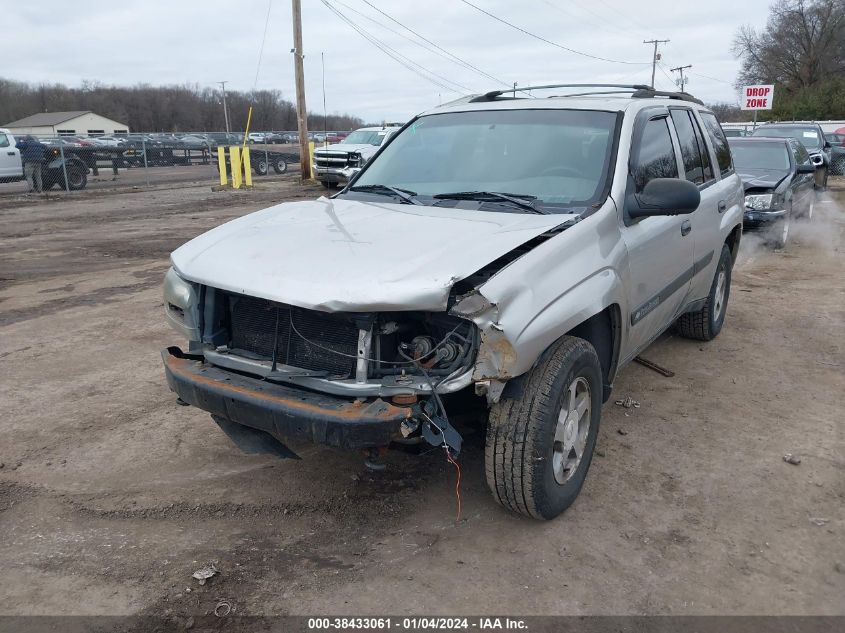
[164,269,489,456]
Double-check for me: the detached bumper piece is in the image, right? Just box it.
[162,347,411,450]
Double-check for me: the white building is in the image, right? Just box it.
[3,111,130,136]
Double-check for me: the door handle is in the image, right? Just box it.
[681,220,692,236]
[718,200,727,213]
[6,152,14,156]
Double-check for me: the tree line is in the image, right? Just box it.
[0,78,367,133]
[731,0,845,120]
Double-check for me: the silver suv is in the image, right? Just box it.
[162,84,743,520]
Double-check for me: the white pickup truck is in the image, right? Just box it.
[313,125,402,188]
[0,128,89,190]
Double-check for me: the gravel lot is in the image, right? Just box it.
[1,178,843,618]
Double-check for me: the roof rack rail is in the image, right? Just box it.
[470,83,652,102]
[469,83,703,105]
[631,88,704,105]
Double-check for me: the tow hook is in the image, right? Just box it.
[414,400,463,457]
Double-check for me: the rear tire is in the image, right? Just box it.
[272,158,287,175]
[62,166,87,191]
[676,243,732,341]
[485,336,602,520]
[254,158,268,176]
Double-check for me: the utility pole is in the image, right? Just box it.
[643,39,670,89]
[670,64,692,92]
[291,0,312,180]
[217,81,230,134]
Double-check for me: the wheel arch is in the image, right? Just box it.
[724,223,742,266]
[500,303,622,404]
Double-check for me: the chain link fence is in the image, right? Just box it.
[0,130,311,196]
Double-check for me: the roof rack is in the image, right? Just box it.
[469,83,703,105]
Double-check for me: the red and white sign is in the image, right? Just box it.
[741,84,775,110]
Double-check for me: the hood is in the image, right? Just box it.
[314,143,379,156]
[171,197,573,312]
[736,167,790,190]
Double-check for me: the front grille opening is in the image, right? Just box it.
[227,294,359,378]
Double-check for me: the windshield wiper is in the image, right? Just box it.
[348,184,422,205]
[432,191,547,213]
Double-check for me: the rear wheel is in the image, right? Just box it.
[676,243,732,341]
[62,166,87,191]
[272,158,287,174]
[486,336,602,520]
[254,158,268,176]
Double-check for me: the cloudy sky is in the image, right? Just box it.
[7,0,771,122]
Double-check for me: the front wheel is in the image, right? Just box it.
[486,336,602,520]
[272,158,287,174]
[254,158,268,176]
[676,243,732,341]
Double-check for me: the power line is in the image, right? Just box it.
[689,70,734,86]
[252,0,273,92]
[458,0,651,65]
[357,0,511,89]
[319,0,470,94]
[592,0,653,35]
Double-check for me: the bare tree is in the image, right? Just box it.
[733,0,845,91]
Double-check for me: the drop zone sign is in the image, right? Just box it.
[742,85,775,110]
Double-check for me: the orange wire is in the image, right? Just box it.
[444,447,462,523]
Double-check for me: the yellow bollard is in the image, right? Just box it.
[217,146,227,186]
[308,141,315,179]
[242,147,253,188]
[230,146,242,189]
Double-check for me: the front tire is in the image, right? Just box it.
[272,158,287,174]
[676,243,732,341]
[486,336,602,520]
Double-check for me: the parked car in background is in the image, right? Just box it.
[162,86,743,520]
[825,132,845,175]
[248,132,268,144]
[90,136,126,147]
[313,125,402,188]
[723,129,746,137]
[176,135,209,149]
[729,137,816,248]
[750,122,830,189]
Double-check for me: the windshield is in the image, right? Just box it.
[352,109,618,211]
[729,141,791,171]
[752,126,822,150]
[343,130,390,145]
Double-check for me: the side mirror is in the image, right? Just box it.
[627,178,701,218]
[797,163,816,174]
[823,141,832,150]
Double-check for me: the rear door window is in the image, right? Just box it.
[669,109,714,185]
[699,112,733,176]
[632,116,678,193]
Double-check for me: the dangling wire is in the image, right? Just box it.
[444,446,462,523]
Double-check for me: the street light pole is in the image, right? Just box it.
[218,81,231,135]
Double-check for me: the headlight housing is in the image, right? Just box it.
[163,267,200,341]
[745,193,774,211]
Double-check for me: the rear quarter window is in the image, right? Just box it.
[699,112,733,176]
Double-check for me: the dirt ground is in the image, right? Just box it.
[0,177,843,618]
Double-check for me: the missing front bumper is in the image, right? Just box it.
[162,347,412,450]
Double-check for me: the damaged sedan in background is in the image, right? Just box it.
[163,86,743,520]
